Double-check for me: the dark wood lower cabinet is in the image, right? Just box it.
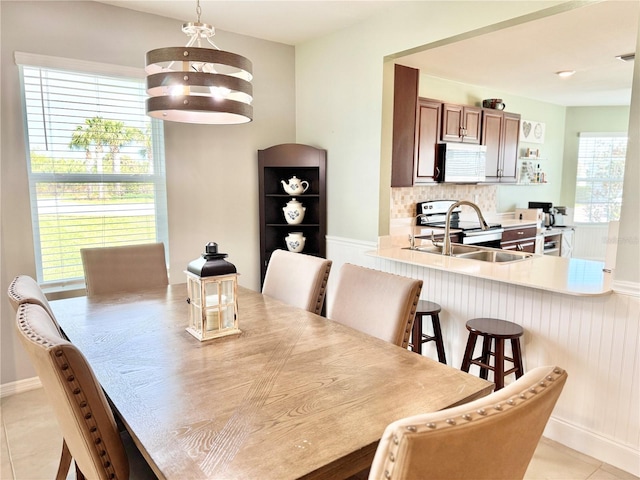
[258,144,327,285]
[500,225,537,253]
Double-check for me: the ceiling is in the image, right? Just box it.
[96,0,638,107]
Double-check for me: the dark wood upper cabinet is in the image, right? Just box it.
[441,104,482,144]
[391,64,419,187]
[482,110,521,183]
[414,98,441,184]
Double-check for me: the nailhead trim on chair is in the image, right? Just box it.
[313,265,331,315]
[8,276,24,302]
[17,308,120,480]
[381,367,565,480]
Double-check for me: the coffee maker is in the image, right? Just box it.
[528,202,555,227]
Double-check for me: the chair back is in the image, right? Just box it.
[7,274,58,322]
[326,264,422,348]
[262,249,332,315]
[369,365,568,480]
[81,242,168,296]
[14,303,129,479]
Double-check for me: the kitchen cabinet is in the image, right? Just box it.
[258,144,327,285]
[482,110,520,183]
[391,64,419,187]
[441,103,481,144]
[413,98,442,184]
[501,225,537,253]
[543,227,574,257]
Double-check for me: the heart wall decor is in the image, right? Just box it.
[520,119,545,144]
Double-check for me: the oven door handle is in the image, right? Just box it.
[463,228,504,237]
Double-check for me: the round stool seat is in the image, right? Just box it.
[417,300,441,315]
[466,318,523,338]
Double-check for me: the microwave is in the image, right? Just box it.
[436,143,487,183]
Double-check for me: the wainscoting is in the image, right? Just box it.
[572,223,613,261]
[327,235,640,476]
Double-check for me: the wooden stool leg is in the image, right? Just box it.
[411,313,423,354]
[494,338,506,390]
[461,332,477,372]
[511,338,524,378]
[479,335,492,380]
[431,313,447,364]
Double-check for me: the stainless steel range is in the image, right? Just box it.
[416,200,504,247]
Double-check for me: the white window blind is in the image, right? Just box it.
[17,53,168,287]
[574,132,627,224]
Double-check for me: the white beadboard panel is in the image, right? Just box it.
[573,224,610,261]
[326,236,640,476]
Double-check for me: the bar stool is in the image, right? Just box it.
[460,317,524,390]
[410,300,446,364]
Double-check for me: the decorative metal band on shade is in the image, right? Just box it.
[145,47,253,124]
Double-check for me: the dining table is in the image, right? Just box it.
[50,283,493,479]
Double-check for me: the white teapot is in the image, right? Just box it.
[281,176,309,195]
[283,198,305,225]
[285,232,306,253]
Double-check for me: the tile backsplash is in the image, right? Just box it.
[391,184,498,219]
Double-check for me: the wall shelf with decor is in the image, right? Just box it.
[515,156,548,185]
[258,143,327,285]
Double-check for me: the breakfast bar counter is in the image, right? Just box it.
[367,244,611,296]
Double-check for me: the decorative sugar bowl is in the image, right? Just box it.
[185,242,240,341]
[285,232,306,253]
[281,176,309,195]
[283,198,305,225]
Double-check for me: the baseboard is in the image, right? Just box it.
[0,376,41,398]
[544,416,640,477]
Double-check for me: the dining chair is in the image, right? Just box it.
[368,365,568,480]
[81,242,168,296]
[262,249,332,315]
[7,274,60,330]
[14,302,157,480]
[326,264,423,348]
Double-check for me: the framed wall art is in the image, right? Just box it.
[520,119,545,144]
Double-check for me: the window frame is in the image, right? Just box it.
[16,52,169,290]
[573,132,627,225]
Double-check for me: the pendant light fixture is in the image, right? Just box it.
[145,0,253,124]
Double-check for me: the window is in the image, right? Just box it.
[574,132,627,223]
[17,53,168,287]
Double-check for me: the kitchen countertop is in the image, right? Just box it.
[368,240,611,296]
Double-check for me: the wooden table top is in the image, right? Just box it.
[51,284,493,480]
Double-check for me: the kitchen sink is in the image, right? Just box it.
[403,243,533,264]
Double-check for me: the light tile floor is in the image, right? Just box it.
[1,388,638,480]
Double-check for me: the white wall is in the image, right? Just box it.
[0,1,295,386]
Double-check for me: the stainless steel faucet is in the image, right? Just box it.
[443,200,489,255]
[409,213,428,249]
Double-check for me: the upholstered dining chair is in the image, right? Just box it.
[262,249,332,315]
[14,302,156,480]
[368,365,568,480]
[7,274,60,330]
[81,242,168,296]
[326,264,423,348]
